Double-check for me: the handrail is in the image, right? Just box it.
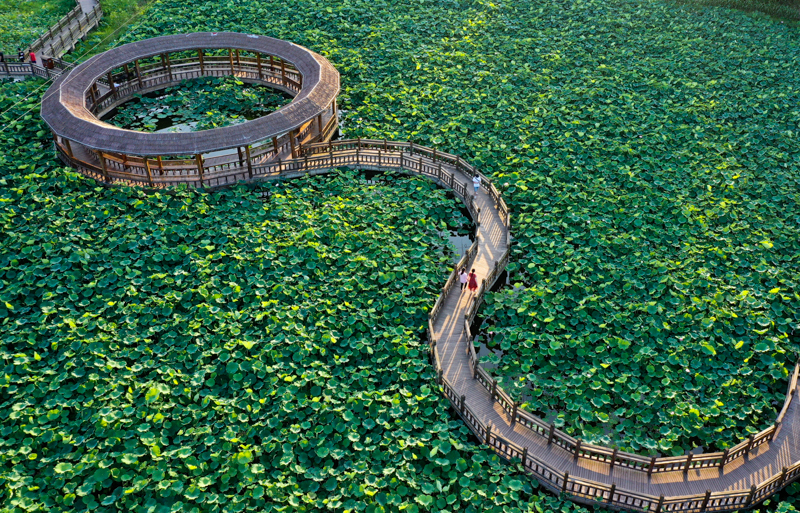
[53,137,800,512]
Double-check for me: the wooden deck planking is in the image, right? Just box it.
[429,151,800,503]
[45,133,800,511]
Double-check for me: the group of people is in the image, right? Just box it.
[459,268,479,294]
[456,175,483,296]
[0,50,37,64]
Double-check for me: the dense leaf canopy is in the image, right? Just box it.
[3,0,800,509]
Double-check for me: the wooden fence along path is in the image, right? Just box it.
[54,138,800,511]
[2,3,102,78]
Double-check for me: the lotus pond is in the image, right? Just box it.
[103,77,293,133]
[0,78,587,512]
[109,0,800,458]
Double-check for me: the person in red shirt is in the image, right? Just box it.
[468,269,478,295]
[29,52,36,65]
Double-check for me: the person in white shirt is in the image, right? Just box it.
[472,174,481,194]
[459,267,468,292]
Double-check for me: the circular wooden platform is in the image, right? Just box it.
[40,32,339,173]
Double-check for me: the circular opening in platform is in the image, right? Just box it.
[101,77,293,134]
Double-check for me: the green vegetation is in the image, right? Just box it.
[0,0,75,52]
[0,79,586,513]
[3,0,800,509]
[106,77,292,132]
[112,0,800,456]
[680,0,800,20]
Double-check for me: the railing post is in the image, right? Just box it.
[273,137,279,155]
[460,394,465,411]
[289,130,297,158]
[610,447,617,469]
[485,422,492,444]
[195,154,204,187]
[647,456,656,477]
[228,49,235,75]
[770,422,779,441]
[574,439,581,459]
[256,52,262,79]
[510,402,517,423]
[721,448,729,467]
[779,466,788,487]
[437,369,442,384]
[744,485,756,507]
[143,157,154,187]
[521,447,528,465]
[683,452,694,473]
[608,484,616,504]
[654,496,664,513]
[245,145,253,179]
[746,434,755,456]
[547,424,555,444]
[700,490,711,512]
[164,52,172,81]
[490,379,497,400]
[561,472,569,494]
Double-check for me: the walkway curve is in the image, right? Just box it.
[41,32,339,156]
[50,137,800,513]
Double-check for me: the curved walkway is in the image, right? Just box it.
[52,137,800,512]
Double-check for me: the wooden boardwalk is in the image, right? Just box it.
[44,134,800,511]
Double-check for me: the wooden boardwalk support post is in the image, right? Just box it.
[195,154,204,187]
[648,456,656,477]
[610,447,618,469]
[134,59,143,88]
[143,157,154,187]
[98,152,110,183]
[198,50,204,75]
[561,472,569,494]
[547,424,555,444]
[245,146,253,179]
[684,452,694,473]
[700,490,711,512]
[608,484,616,504]
[164,52,172,81]
[654,496,665,513]
[745,485,756,507]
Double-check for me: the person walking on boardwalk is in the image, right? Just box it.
[472,174,481,194]
[17,49,24,63]
[29,52,36,65]
[468,268,478,295]
[459,267,468,292]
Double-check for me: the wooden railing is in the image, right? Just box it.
[28,4,103,60]
[433,342,800,512]
[53,135,800,512]
[89,54,302,115]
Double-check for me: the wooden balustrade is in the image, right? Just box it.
[54,135,800,509]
